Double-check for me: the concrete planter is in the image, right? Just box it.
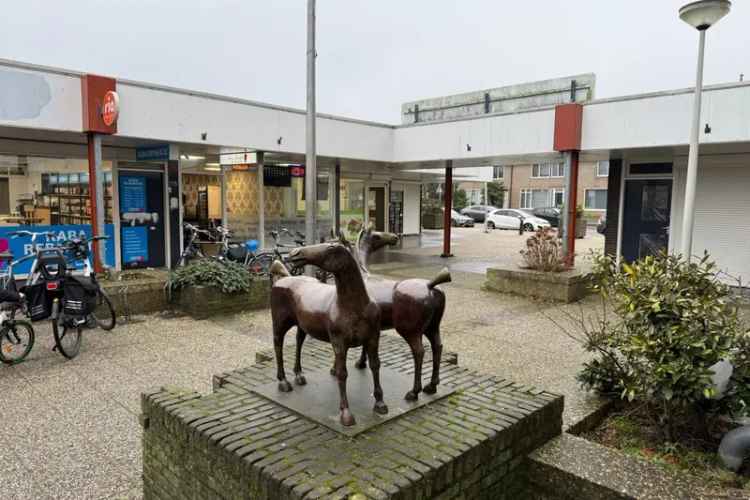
[422,208,444,229]
[174,279,270,319]
[484,265,590,303]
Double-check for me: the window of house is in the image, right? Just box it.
[585,189,608,210]
[552,188,565,207]
[493,166,504,179]
[521,189,554,209]
[532,162,564,178]
[596,160,610,177]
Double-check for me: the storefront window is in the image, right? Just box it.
[0,154,115,272]
[340,179,365,238]
[264,164,332,246]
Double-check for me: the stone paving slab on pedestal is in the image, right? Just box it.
[141,335,564,499]
[252,365,455,437]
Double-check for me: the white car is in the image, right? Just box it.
[485,209,551,231]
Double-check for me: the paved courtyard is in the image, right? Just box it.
[0,227,607,499]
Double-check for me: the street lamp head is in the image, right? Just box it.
[679,0,731,30]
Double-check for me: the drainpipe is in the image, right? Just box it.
[442,161,453,258]
[257,151,265,249]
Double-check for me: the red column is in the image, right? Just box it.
[442,162,453,258]
[565,151,580,268]
[86,132,103,273]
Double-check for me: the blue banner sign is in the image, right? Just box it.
[121,226,149,264]
[120,175,147,213]
[135,144,170,162]
[0,224,115,275]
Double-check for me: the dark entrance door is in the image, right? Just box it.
[119,170,166,269]
[622,179,672,262]
[0,178,9,214]
[368,187,385,231]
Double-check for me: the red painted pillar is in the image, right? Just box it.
[565,151,580,268]
[86,132,103,273]
[442,161,453,258]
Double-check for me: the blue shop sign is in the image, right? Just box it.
[135,144,170,162]
[0,224,115,275]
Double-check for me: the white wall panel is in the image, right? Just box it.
[670,154,750,285]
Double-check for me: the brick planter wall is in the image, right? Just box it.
[141,336,563,499]
[484,266,590,303]
[173,279,270,319]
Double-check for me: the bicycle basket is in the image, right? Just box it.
[23,282,53,321]
[62,276,98,316]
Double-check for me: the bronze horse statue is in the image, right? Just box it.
[270,238,387,426]
[342,226,450,401]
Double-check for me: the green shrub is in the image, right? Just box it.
[168,259,252,295]
[572,252,746,438]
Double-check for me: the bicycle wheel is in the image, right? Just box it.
[52,318,82,360]
[0,321,35,365]
[248,253,275,277]
[91,289,116,331]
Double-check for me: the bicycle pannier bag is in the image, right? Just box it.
[63,276,98,316]
[24,282,52,321]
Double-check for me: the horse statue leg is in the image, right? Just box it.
[423,328,443,395]
[366,335,389,415]
[404,334,424,401]
[272,315,294,393]
[293,328,307,386]
[332,342,355,426]
[355,348,368,369]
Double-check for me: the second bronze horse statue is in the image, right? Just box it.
[270,237,387,427]
[345,227,451,401]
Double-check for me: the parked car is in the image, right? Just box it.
[451,209,475,227]
[531,207,561,228]
[597,214,606,235]
[485,209,551,231]
[460,205,498,223]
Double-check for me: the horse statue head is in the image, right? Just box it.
[288,236,357,275]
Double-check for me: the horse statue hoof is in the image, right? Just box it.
[278,380,293,392]
[294,374,307,386]
[423,384,437,395]
[355,360,367,370]
[404,390,419,402]
[373,401,389,415]
[340,409,356,427]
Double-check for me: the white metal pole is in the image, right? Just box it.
[92,133,106,266]
[680,29,706,260]
[305,0,317,255]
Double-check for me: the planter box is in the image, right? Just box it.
[422,209,444,229]
[174,279,270,319]
[576,216,587,238]
[484,265,590,303]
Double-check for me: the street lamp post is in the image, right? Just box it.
[678,0,731,260]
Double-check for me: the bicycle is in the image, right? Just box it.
[269,228,332,282]
[6,230,83,359]
[0,252,34,365]
[59,235,116,331]
[213,226,275,277]
[178,223,212,266]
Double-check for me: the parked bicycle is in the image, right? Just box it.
[0,230,89,359]
[178,223,212,266]
[213,225,275,276]
[59,235,116,331]
[0,252,35,364]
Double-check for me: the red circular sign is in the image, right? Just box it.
[102,90,119,127]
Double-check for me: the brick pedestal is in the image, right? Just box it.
[141,335,563,499]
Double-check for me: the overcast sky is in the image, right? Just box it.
[1,1,747,123]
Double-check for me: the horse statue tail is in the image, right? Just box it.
[270,260,291,283]
[427,267,451,289]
